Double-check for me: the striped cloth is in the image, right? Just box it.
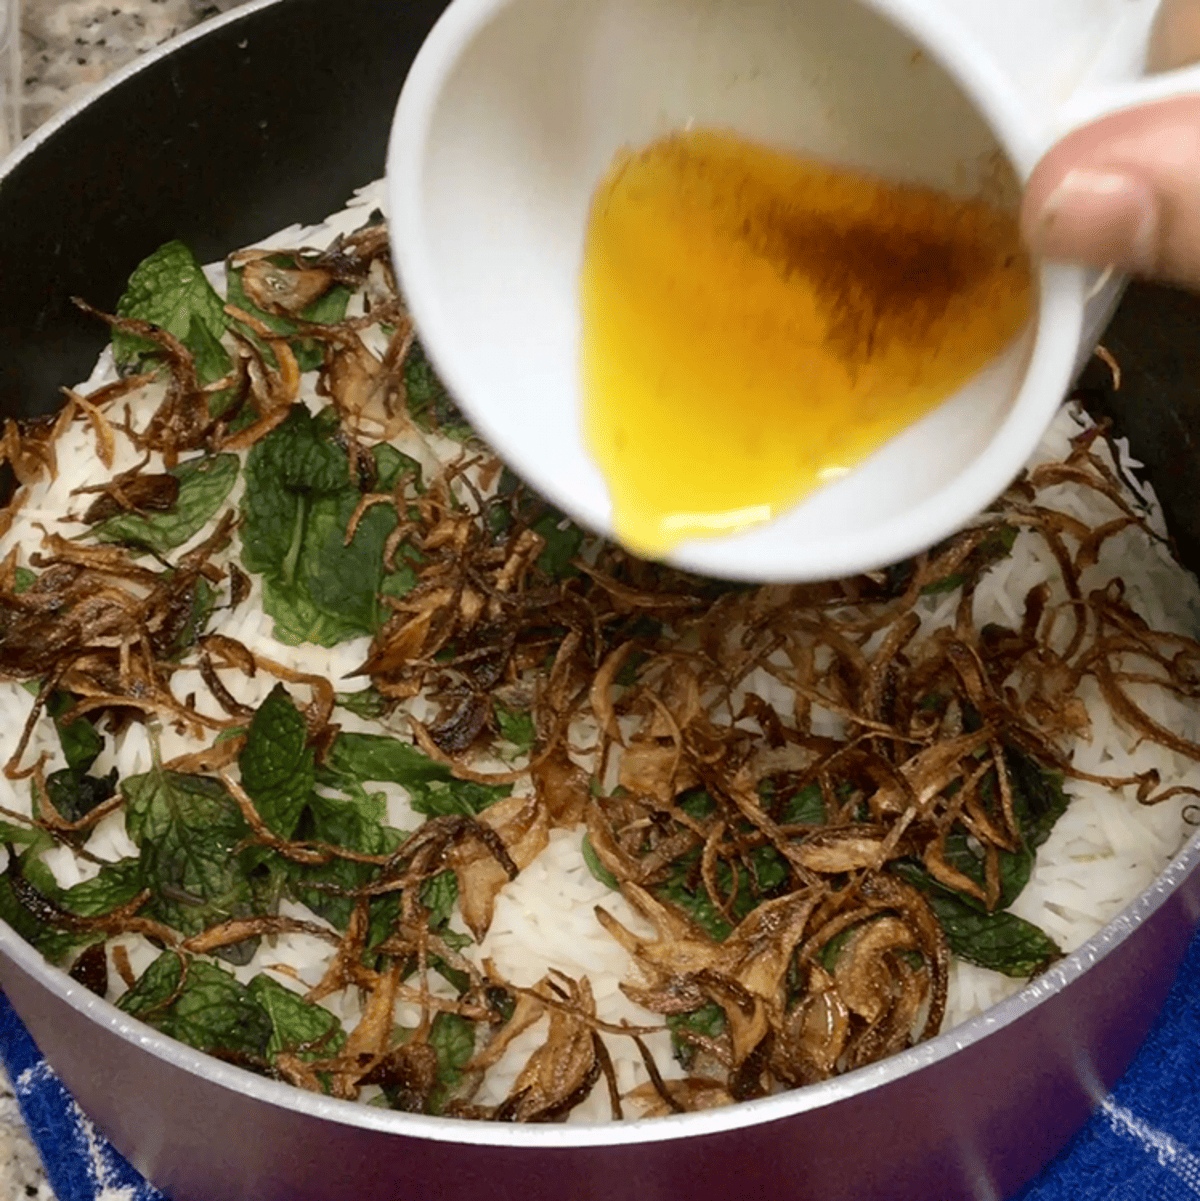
[3,934,1200,1201]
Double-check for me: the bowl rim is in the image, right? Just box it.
[1,0,1197,1153]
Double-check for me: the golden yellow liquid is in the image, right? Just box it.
[580,128,1034,558]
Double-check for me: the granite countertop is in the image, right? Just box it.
[18,0,250,136]
[4,3,255,1195]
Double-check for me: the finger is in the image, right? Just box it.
[1020,97,1200,287]
[1149,0,1200,71]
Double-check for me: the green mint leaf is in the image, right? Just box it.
[58,858,145,916]
[247,974,346,1061]
[335,687,390,721]
[116,947,183,1011]
[241,407,416,646]
[164,574,219,659]
[581,834,619,891]
[491,468,585,578]
[124,766,237,846]
[759,778,826,826]
[373,443,423,493]
[676,790,717,821]
[285,790,403,934]
[922,526,1019,595]
[47,694,104,775]
[13,567,35,593]
[494,704,535,755]
[119,954,273,1059]
[428,1012,476,1114]
[114,241,233,385]
[404,341,473,442]
[530,511,585,579]
[818,925,858,971]
[225,262,352,373]
[239,406,347,578]
[407,780,510,819]
[652,843,788,943]
[1007,749,1071,853]
[0,832,85,958]
[654,870,734,943]
[667,1001,726,1070]
[122,766,263,963]
[928,747,1070,912]
[922,890,1061,978]
[322,732,511,817]
[420,871,458,929]
[323,732,453,787]
[46,766,118,824]
[239,685,314,840]
[90,454,239,556]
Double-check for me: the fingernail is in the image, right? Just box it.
[1027,169,1160,270]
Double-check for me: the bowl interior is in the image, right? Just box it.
[389,0,1083,580]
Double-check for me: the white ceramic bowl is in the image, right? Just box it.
[387,0,1102,581]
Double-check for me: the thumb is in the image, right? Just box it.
[1021,96,1200,288]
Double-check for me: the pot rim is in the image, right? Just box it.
[1,0,1198,1154]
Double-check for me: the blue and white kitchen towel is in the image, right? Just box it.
[5,933,1200,1201]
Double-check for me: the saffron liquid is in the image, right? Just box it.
[580,128,1034,558]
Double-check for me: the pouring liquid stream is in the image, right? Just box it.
[580,128,1034,559]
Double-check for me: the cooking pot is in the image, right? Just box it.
[2,2,1200,1199]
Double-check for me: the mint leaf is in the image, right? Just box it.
[921,747,1071,912]
[668,1001,726,1070]
[922,891,1061,977]
[46,695,103,775]
[119,954,273,1060]
[46,766,118,824]
[287,789,404,934]
[428,1012,475,1114]
[0,832,82,957]
[240,406,420,646]
[322,731,510,816]
[773,780,826,826]
[892,750,1068,978]
[492,468,585,578]
[494,704,535,755]
[123,767,263,963]
[421,871,458,928]
[59,859,144,915]
[248,974,346,1061]
[531,511,585,578]
[114,241,232,385]
[581,835,618,891]
[335,687,390,721]
[239,685,314,840]
[922,526,1019,596]
[323,732,450,789]
[90,454,239,556]
[654,844,788,942]
[40,697,115,823]
[164,575,219,659]
[405,341,473,441]
[226,261,352,373]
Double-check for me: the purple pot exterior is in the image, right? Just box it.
[3,2,1200,1199]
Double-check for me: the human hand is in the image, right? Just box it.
[1021,0,1200,286]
